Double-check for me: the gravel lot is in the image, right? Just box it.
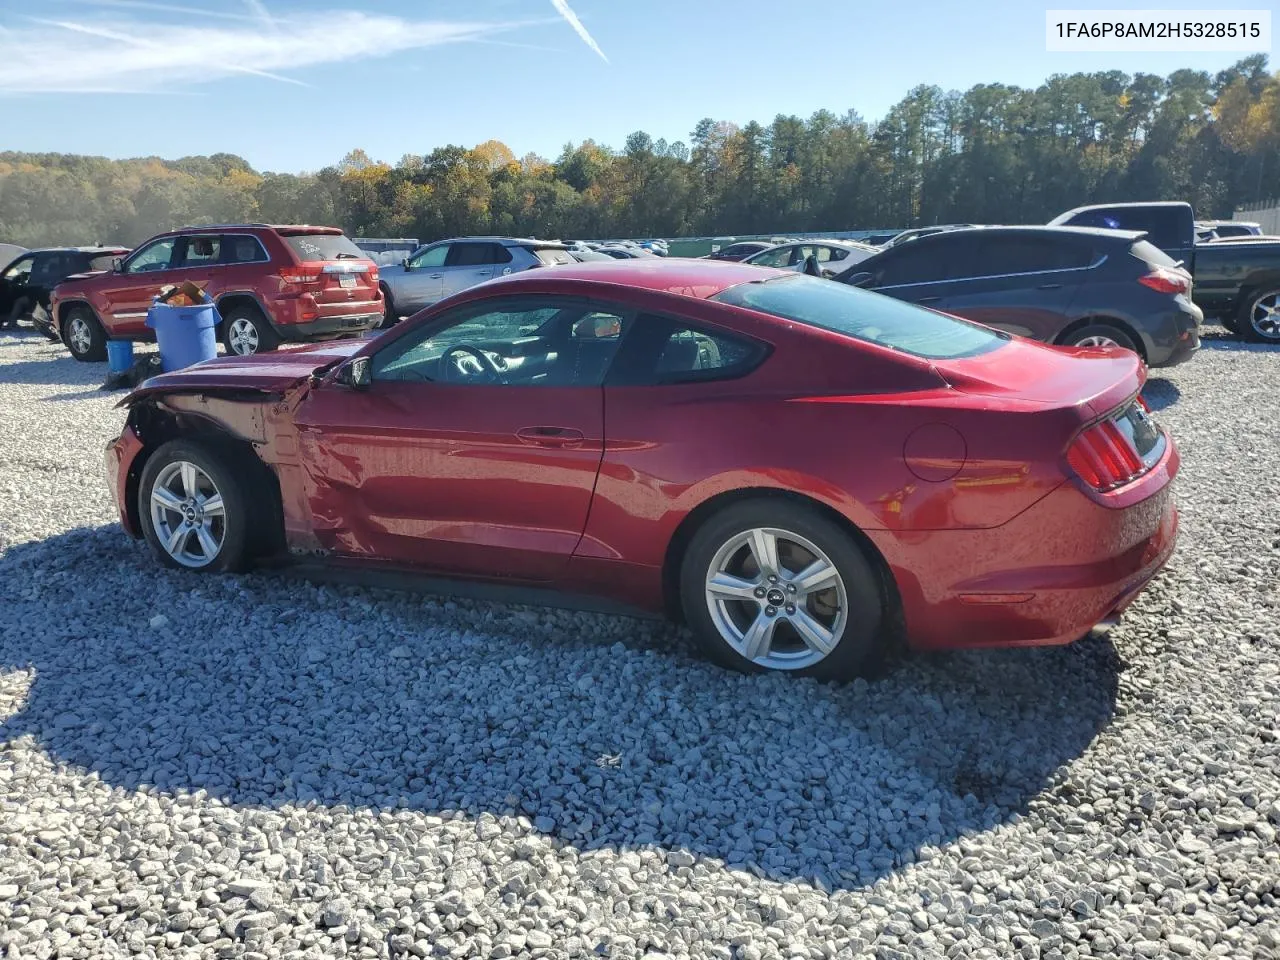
[1,327,1277,960]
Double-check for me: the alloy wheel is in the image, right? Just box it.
[228,317,259,355]
[1251,293,1280,341]
[1074,334,1119,348]
[704,527,848,670]
[149,460,226,568]
[68,316,92,355]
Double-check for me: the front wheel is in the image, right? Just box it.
[679,500,885,681]
[138,439,251,573]
[1242,289,1280,343]
[63,307,107,362]
[221,305,280,356]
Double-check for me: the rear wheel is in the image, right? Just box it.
[1242,289,1280,343]
[378,285,399,329]
[679,500,885,681]
[221,304,279,356]
[138,439,251,573]
[63,306,107,362]
[1062,323,1139,355]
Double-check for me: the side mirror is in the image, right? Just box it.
[335,356,371,390]
[801,255,822,277]
[401,257,410,269]
[112,258,124,273]
[842,271,874,288]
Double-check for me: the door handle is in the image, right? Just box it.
[916,296,941,303]
[516,426,585,448]
[1037,282,1063,290]
[428,273,443,279]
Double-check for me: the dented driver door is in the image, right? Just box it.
[291,376,606,583]
[290,296,627,581]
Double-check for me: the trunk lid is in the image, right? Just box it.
[931,336,1144,419]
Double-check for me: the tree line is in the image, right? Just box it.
[2,56,1277,249]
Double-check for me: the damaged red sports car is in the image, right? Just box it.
[106,260,1179,679]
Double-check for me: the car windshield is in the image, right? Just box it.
[712,274,1007,360]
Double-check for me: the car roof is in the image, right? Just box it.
[894,224,1145,243]
[163,224,345,235]
[479,257,775,298]
[22,245,130,254]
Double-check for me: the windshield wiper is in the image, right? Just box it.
[334,252,360,259]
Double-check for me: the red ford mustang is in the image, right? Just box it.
[106,260,1178,679]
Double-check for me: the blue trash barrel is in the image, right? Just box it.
[146,299,220,372]
[105,339,135,374]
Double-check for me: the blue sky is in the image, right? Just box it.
[0,0,1269,173]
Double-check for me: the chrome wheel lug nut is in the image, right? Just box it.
[786,583,797,594]
[785,603,796,615]
[753,587,767,599]
[765,606,777,617]
[767,574,779,584]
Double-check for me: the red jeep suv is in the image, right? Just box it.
[51,224,383,361]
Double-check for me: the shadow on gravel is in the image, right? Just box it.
[0,525,1120,892]
[1142,377,1181,412]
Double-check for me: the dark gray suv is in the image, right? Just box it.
[834,225,1202,368]
[377,237,574,325]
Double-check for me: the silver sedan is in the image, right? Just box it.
[741,240,877,277]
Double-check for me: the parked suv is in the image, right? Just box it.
[378,237,574,325]
[1,246,131,335]
[50,224,382,361]
[834,225,1201,367]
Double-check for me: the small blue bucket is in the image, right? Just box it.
[106,339,135,374]
[146,298,220,373]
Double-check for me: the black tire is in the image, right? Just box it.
[1061,322,1139,356]
[1240,288,1280,343]
[221,304,280,356]
[62,306,108,362]
[137,439,252,574]
[679,499,885,681]
[378,285,399,329]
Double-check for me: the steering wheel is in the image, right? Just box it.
[440,344,505,383]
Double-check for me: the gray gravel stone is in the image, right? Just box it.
[1,329,1278,958]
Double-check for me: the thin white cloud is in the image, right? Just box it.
[65,0,261,23]
[549,0,607,62]
[242,0,276,29]
[0,12,510,94]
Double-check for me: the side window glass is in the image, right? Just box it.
[29,254,61,285]
[753,247,793,268]
[371,302,624,387]
[973,237,1093,275]
[447,244,492,267]
[224,235,268,264]
[409,245,449,269]
[816,246,838,263]
[2,256,35,283]
[180,236,221,268]
[612,318,766,385]
[125,239,177,274]
[491,245,513,264]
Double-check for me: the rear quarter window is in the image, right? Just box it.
[533,248,575,266]
[713,274,1007,360]
[282,233,366,262]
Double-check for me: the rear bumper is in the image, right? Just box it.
[1146,299,1202,368]
[273,312,381,342]
[887,437,1180,651]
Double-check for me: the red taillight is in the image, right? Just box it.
[279,265,322,290]
[366,266,379,283]
[1067,419,1146,492]
[1138,266,1190,296]
[1135,394,1150,412]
